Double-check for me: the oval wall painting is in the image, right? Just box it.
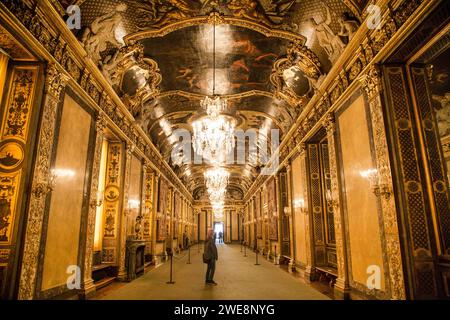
[0,142,24,171]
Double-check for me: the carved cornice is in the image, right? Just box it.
[44,63,69,98]
[155,89,275,101]
[95,111,107,133]
[323,113,336,134]
[360,64,383,101]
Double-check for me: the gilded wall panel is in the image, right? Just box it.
[143,166,154,239]
[103,143,123,239]
[127,155,142,237]
[0,173,21,244]
[41,94,91,291]
[101,142,123,263]
[0,66,38,245]
[291,154,308,265]
[337,94,385,291]
[232,210,239,241]
[157,178,169,241]
[1,66,38,143]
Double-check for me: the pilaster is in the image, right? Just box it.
[18,64,68,300]
[117,143,133,281]
[324,113,350,299]
[360,65,406,299]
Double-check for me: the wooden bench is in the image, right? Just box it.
[315,266,338,287]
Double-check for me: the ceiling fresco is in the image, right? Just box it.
[61,0,366,196]
[141,24,290,95]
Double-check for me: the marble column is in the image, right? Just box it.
[18,64,68,300]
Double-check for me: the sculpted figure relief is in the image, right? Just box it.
[81,3,128,64]
[309,3,346,63]
[338,12,360,42]
[432,93,450,136]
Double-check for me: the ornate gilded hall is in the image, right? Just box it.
[0,0,449,302]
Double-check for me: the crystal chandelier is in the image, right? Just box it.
[192,14,235,165]
[213,206,224,219]
[200,14,227,118]
[192,115,235,165]
[205,167,229,219]
[204,167,229,191]
[201,95,227,118]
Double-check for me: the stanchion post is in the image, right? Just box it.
[274,245,279,265]
[255,245,260,266]
[166,251,175,284]
[187,245,191,264]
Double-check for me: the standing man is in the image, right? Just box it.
[203,229,218,285]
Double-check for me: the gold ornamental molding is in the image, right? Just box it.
[154,89,276,102]
[124,12,306,44]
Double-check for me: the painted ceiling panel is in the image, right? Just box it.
[61,0,365,194]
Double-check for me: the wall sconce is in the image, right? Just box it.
[90,189,104,208]
[293,199,305,212]
[360,169,391,199]
[284,206,291,216]
[128,199,140,210]
[32,168,71,198]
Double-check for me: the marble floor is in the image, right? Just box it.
[95,244,330,300]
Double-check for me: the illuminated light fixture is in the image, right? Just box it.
[200,12,228,118]
[201,95,227,118]
[193,13,235,165]
[204,167,229,192]
[192,115,236,165]
[204,167,229,215]
[128,199,140,210]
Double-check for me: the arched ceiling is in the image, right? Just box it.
[63,0,366,198]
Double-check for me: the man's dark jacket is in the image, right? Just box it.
[203,237,218,261]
